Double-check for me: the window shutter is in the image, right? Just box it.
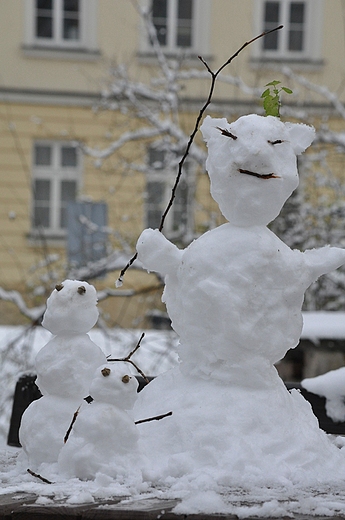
[67,201,108,267]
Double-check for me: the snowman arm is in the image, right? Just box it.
[136,228,183,276]
[304,246,345,280]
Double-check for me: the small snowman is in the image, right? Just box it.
[58,363,140,480]
[19,280,107,468]
[134,114,345,483]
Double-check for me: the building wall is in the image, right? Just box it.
[0,1,345,327]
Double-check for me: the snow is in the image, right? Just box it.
[302,312,345,342]
[302,367,345,422]
[3,114,345,516]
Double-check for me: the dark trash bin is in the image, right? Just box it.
[7,373,42,447]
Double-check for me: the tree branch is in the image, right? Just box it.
[116,24,283,286]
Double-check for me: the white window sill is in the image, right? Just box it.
[250,57,324,72]
[22,45,101,62]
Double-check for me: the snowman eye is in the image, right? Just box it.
[101,367,111,377]
[217,127,237,140]
[122,375,130,384]
[268,140,284,145]
[55,283,64,292]
[77,285,86,295]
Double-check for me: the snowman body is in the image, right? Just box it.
[19,280,107,469]
[135,114,345,483]
[58,364,140,480]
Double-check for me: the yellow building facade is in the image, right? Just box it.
[0,0,345,327]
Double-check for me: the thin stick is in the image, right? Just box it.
[116,24,283,286]
[27,468,53,484]
[107,332,150,383]
[64,405,81,444]
[135,411,172,424]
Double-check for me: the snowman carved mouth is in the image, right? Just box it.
[238,168,280,180]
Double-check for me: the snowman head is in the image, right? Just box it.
[200,114,315,226]
[89,363,139,409]
[42,279,99,335]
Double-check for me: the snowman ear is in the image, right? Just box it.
[200,116,231,143]
[285,122,315,155]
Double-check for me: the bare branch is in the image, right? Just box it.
[0,287,45,322]
[116,24,283,286]
[107,332,150,383]
[135,410,172,425]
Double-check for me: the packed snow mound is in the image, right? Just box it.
[58,363,141,480]
[135,113,345,489]
[302,367,345,422]
[42,280,99,334]
[135,367,345,487]
[35,334,107,398]
[19,395,81,466]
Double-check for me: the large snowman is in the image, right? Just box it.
[134,114,345,488]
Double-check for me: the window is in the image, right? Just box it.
[146,148,193,239]
[32,141,81,236]
[151,0,193,48]
[140,0,211,56]
[23,0,98,56]
[253,0,323,63]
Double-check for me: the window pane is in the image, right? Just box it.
[33,179,50,228]
[36,16,53,38]
[63,0,79,40]
[61,146,77,167]
[290,2,304,23]
[34,207,50,227]
[60,181,77,228]
[177,0,193,47]
[151,0,167,45]
[264,1,279,22]
[34,145,51,166]
[36,0,53,38]
[289,3,304,51]
[64,0,79,11]
[63,18,79,39]
[34,179,50,200]
[37,0,52,8]
[262,1,280,50]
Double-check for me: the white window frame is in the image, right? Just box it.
[145,148,194,240]
[252,0,323,63]
[23,0,98,54]
[139,0,211,57]
[31,141,82,237]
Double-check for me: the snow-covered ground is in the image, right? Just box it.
[2,317,345,516]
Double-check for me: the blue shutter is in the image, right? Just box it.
[67,201,108,267]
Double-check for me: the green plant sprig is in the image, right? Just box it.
[261,80,293,117]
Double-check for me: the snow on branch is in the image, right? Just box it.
[0,287,45,322]
[282,66,345,120]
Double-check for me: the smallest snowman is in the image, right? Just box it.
[58,363,140,481]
